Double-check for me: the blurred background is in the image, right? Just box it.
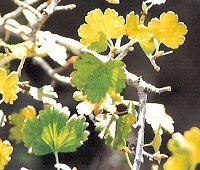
[0,0,200,169]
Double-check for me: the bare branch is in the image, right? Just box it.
[55,4,76,11]
[32,57,72,85]
[126,70,171,94]
[30,0,61,39]
[115,40,136,60]
[143,150,168,161]
[132,87,147,170]
[2,0,39,21]
[13,0,42,19]
[125,71,170,170]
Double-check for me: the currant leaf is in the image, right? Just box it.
[71,54,126,103]
[22,104,89,155]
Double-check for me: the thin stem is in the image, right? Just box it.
[125,152,133,169]
[54,152,60,170]
[143,143,152,147]
[32,57,72,84]
[17,56,26,77]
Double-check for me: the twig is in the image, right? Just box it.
[32,57,72,85]
[126,71,171,94]
[30,0,61,40]
[2,0,40,21]
[37,2,48,12]
[115,40,136,60]
[13,0,42,19]
[17,56,27,77]
[143,150,168,161]
[55,4,76,11]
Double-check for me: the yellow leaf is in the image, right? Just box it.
[78,8,125,46]
[0,139,13,170]
[9,106,37,143]
[164,127,200,170]
[184,127,200,166]
[126,12,156,54]
[0,68,20,104]
[148,11,188,49]
[164,156,189,170]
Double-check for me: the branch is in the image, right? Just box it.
[55,4,76,11]
[125,71,170,170]
[32,57,72,85]
[126,70,171,94]
[30,0,61,40]
[2,0,39,21]
[143,150,168,161]
[13,0,42,19]
[132,87,147,170]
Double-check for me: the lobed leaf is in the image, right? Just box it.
[22,104,89,155]
[71,54,126,103]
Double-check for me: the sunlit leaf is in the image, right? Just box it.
[22,104,89,155]
[78,8,125,46]
[37,40,67,65]
[71,54,126,103]
[29,85,58,105]
[148,11,188,49]
[126,11,156,55]
[145,103,174,134]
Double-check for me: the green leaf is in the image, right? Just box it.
[89,34,108,53]
[95,112,136,150]
[22,104,89,155]
[151,126,162,153]
[71,54,126,103]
